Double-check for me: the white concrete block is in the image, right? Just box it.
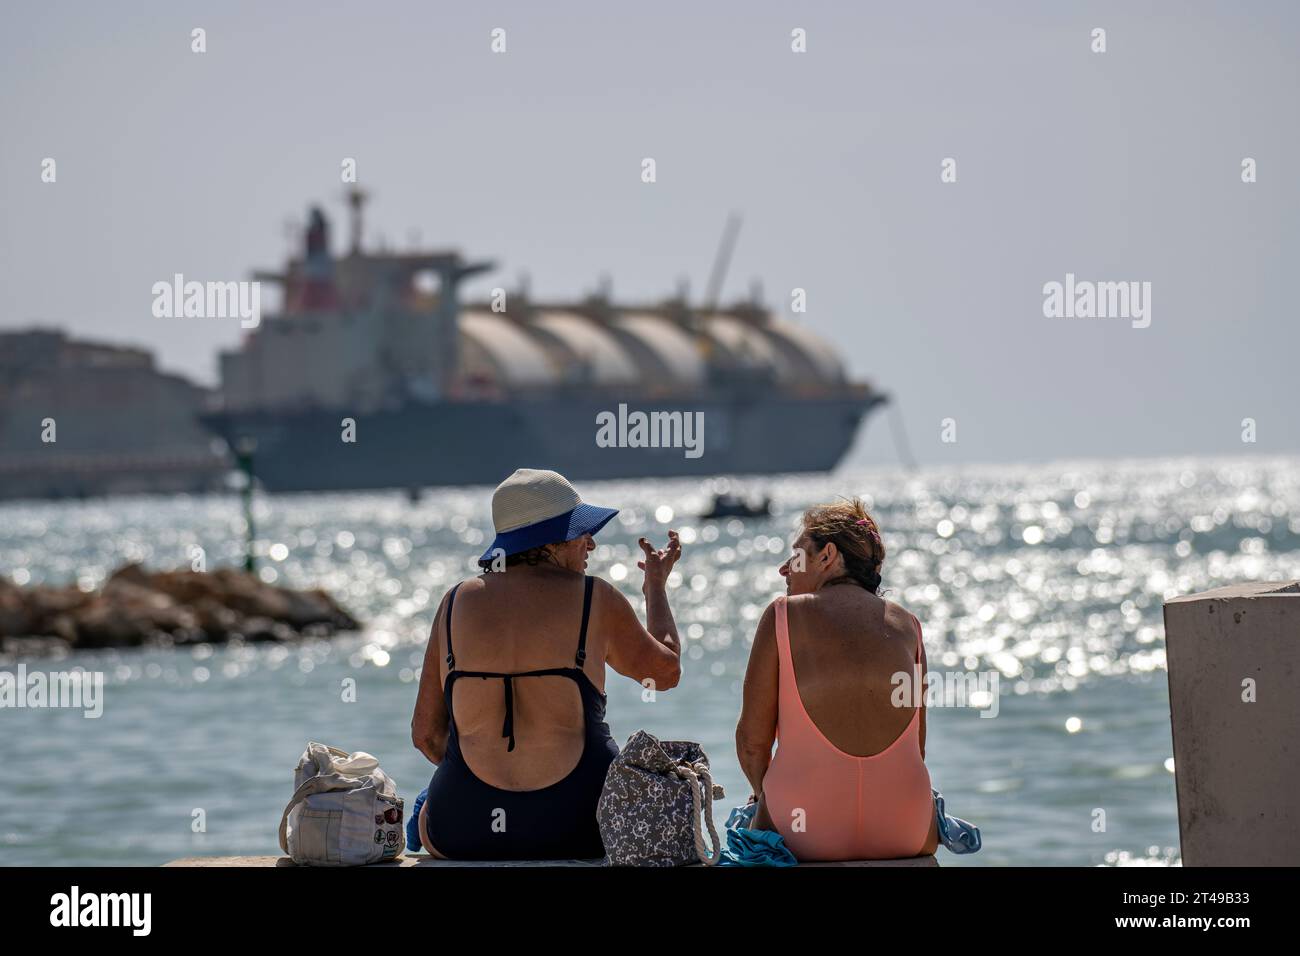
[1164,581,1300,866]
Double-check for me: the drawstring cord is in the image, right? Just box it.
[671,760,724,866]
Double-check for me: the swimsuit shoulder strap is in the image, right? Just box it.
[575,575,594,667]
[773,594,791,663]
[444,582,462,669]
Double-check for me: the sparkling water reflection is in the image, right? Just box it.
[3,455,1297,866]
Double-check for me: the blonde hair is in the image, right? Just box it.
[801,497,884,593]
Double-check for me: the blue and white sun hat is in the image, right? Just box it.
[479,468,619,563]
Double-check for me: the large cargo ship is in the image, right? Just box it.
[203,193,885,492]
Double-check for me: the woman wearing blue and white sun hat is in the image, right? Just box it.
[410,468,684,860]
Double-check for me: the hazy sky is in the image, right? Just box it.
[3,1,1297,466]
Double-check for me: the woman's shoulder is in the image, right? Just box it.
[879,594,918,624]
[585,575,619,613]
[588,574,620,595]
[436,576,487,612]
[451,575,488,595]
[764,591,804,618]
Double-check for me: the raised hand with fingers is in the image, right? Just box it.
[637,529,681,590]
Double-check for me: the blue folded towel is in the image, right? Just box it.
[717,802,798,866]
[406,787,428,853]
[932,787,981,854]
[717,788,981,865]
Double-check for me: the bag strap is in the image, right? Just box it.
[671,760,724,866]
[277,771,378,854]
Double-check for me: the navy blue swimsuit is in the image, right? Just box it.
[423,576,619,860]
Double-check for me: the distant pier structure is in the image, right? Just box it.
[0,330,227,501]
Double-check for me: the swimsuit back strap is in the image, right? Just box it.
[443,575,592,753]
[502,675,515,752]
[448,667,584,753]
[575,575,594,667]
[444,582,462,669]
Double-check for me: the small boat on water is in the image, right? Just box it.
[701,493,771,520]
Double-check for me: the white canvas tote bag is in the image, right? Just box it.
[278,742,405,866]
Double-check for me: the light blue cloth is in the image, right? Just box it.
[406,787,427,853]
[932,787,982,854]
[717,788,982,864]
[717,802,798,867]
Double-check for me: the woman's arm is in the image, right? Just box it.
[410,590,452,764]
[735,601,779,799]
[603,532,683,690]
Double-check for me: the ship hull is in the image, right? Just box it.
[202,392,883,492]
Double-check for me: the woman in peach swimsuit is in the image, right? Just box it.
[736,498,939,861]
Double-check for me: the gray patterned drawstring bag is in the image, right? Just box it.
[596,730,725,866]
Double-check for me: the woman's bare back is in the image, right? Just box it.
[783,586,924,757]
[440,567,603,791]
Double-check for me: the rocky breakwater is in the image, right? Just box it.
[0,564,361,651]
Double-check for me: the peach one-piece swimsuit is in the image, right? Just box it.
[762,595,934,861]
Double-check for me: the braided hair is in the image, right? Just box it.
[801,497,885,594]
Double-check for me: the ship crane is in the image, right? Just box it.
[702,212,743,314]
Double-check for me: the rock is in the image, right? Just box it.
[24,584,94,620]
[106,563,153,588]
[0,576,34,635]
[192,597,240,640]
[45,613,80,645]
[0,565,362,649]
[0,580,92,641]
[71,598,152,648]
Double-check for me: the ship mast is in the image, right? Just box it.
[345,186,369,256]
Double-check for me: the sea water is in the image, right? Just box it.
[3,455,1298,867]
